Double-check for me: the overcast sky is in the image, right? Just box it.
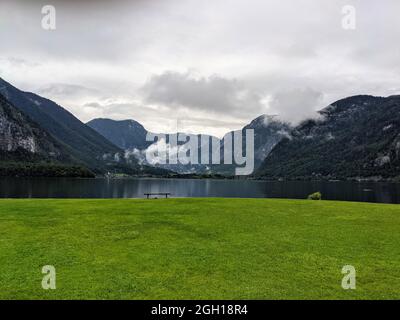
[1,0,399,137]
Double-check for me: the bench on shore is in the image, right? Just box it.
[144,193,171,199]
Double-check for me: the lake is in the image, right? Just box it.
[0,177,399,204]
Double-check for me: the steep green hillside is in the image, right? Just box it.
[0,93,94,177]
[257,95,400,180]
[0,78,134,173]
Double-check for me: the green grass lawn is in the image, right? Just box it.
[0,198,399,299]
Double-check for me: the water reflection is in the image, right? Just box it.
[0,177,399,204]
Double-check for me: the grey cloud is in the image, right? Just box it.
[0,57,41,68]
[142,71,265,117]
[39,83,99,98]
[82,101,144,119]
[1,0,400,136]
[269,88,324,124]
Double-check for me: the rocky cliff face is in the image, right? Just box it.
[0,117,36,153]
[0,93,62,158]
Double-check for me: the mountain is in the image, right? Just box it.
[87,118,152,150]
[0,93,93,177]
[242,114,292,168]
[0,78,137,173]
[88,115,291,175]
[0,93,65,159]
[87,118,217,174]
[256,95,400,180]
[206,115,291,175]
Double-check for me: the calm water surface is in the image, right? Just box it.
[0,177,399,204]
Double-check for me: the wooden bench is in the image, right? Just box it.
[144,193,171,199]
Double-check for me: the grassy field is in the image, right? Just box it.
[0,198,399,299]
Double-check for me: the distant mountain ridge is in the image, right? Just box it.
[256,95,400,180]
[87,118,218,174]
[87,118,152,151]
[88,115,291,175]
[3,77,399,180]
